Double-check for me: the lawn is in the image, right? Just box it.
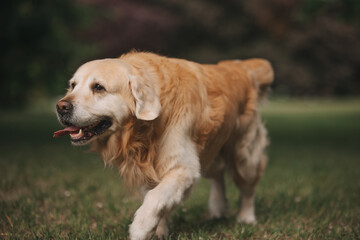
[1,98,359,239]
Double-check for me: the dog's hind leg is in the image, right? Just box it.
[208,169,228,219]
[231,116,268,224]
[234,158,265,225]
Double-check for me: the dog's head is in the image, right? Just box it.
[54,59,161,145]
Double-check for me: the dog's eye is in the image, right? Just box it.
[71,83,76,89]
[93,83,105,92]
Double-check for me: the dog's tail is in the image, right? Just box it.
[219,58,274,99]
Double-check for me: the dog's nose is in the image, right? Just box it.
[56,100,73,115]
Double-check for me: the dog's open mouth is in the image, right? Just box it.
[53,119,112,143]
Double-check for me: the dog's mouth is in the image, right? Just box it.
[53,119,112,144]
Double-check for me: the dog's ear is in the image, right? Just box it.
[129,75,161,120]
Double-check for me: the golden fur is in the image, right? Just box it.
[87,52,273,188]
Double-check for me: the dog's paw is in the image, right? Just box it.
[236,212,257,225]
[129,226,148,240]
[129,220,154,240]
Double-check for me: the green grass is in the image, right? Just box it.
[1,98,360,239]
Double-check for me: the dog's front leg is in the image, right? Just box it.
[129,166,200,240]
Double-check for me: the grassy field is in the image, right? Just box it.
[1,98,359,239]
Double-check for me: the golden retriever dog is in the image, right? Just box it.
[54,51,274,240]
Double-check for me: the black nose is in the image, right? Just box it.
[56,100,73,116]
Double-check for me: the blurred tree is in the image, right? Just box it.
[0,0,97,108]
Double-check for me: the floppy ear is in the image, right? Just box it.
[129,75,161,120]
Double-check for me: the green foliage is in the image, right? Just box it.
[300,0,360,26]
[0,0,97,108]
[0,99,359,239]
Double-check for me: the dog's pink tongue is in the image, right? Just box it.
[53,126,81,138]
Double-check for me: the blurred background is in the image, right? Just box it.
[1,0,360,108]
